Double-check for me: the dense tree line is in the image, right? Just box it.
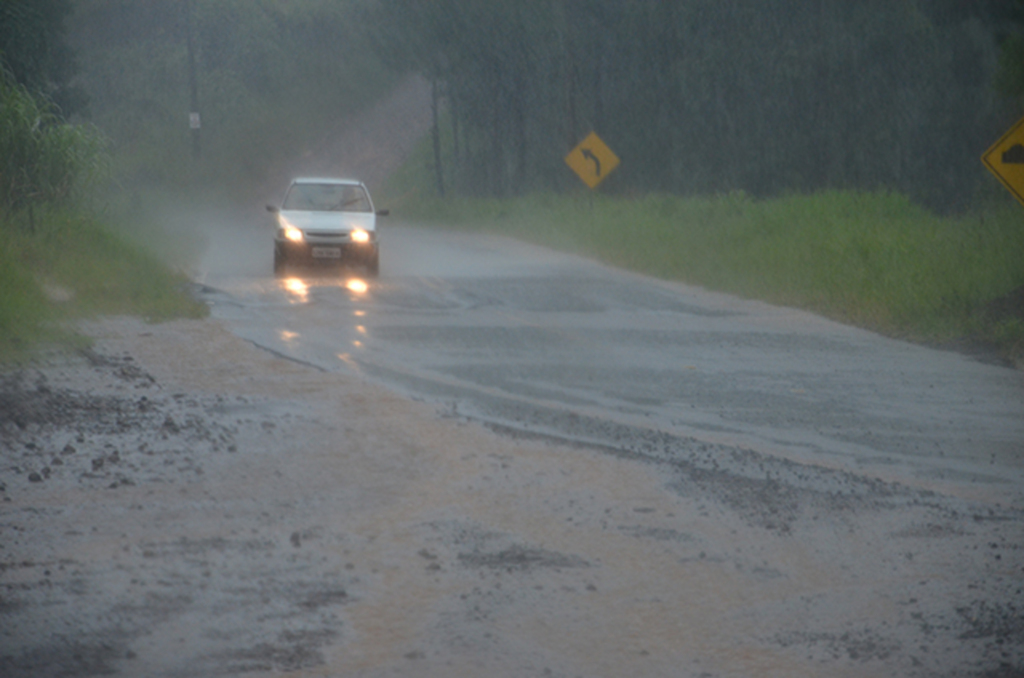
[993,0,1024,98]
[65,0,398,195]
[367,0,1022,210]
[4,0,1020,208]
[0,0,87,115]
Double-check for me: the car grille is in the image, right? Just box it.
[306,231,346,238]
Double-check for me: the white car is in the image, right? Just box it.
[267,178,387,277]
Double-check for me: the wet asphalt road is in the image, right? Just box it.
[199,222,1024,507]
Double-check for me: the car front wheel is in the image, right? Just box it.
[365,249,379,278]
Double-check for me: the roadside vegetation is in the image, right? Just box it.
[0,205,207,362]
[0,66,204,365]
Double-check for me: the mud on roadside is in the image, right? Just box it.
[0,335,357,677]
[0,349,239,493]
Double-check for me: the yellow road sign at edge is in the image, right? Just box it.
[566,132,620,189]
[982,114,1024,208]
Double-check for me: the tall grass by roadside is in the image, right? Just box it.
[0,206,207,364]
[0,72,106,212]
[388,190,1024,365]
[1,68,206,365]
[0,229,56,360]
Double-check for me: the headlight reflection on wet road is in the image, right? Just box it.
[275,275,371,353]
[345,278,369,295]
[279,277,369,304]
[345,279,370,350]
[281,278,309,304]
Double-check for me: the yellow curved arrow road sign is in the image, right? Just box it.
[983,114,1024,207]
[566,132,620,189]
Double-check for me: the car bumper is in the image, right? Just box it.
[274,239,378,264]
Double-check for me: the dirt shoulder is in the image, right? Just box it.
[0,316,471,676]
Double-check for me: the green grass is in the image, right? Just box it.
[0,205,208,364]
[383,184,1024,365]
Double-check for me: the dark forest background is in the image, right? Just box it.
[2,0,1023,210]
[368,0,1024,211]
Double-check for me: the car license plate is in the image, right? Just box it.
[311,246,342,259]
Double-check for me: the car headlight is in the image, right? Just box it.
[282,225,304,243]
[351,229,370,244]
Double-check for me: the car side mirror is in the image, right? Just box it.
[266,204,279,213]
[376,209,389,217]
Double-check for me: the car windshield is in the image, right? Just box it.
[282,183,371,212]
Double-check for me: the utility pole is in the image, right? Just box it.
[558,0,578,153]
[185,0,201,161]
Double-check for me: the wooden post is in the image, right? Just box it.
[185,0,201,161]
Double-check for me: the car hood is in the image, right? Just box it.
[279,210,376,233]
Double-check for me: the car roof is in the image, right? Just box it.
[290,177,364,186]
